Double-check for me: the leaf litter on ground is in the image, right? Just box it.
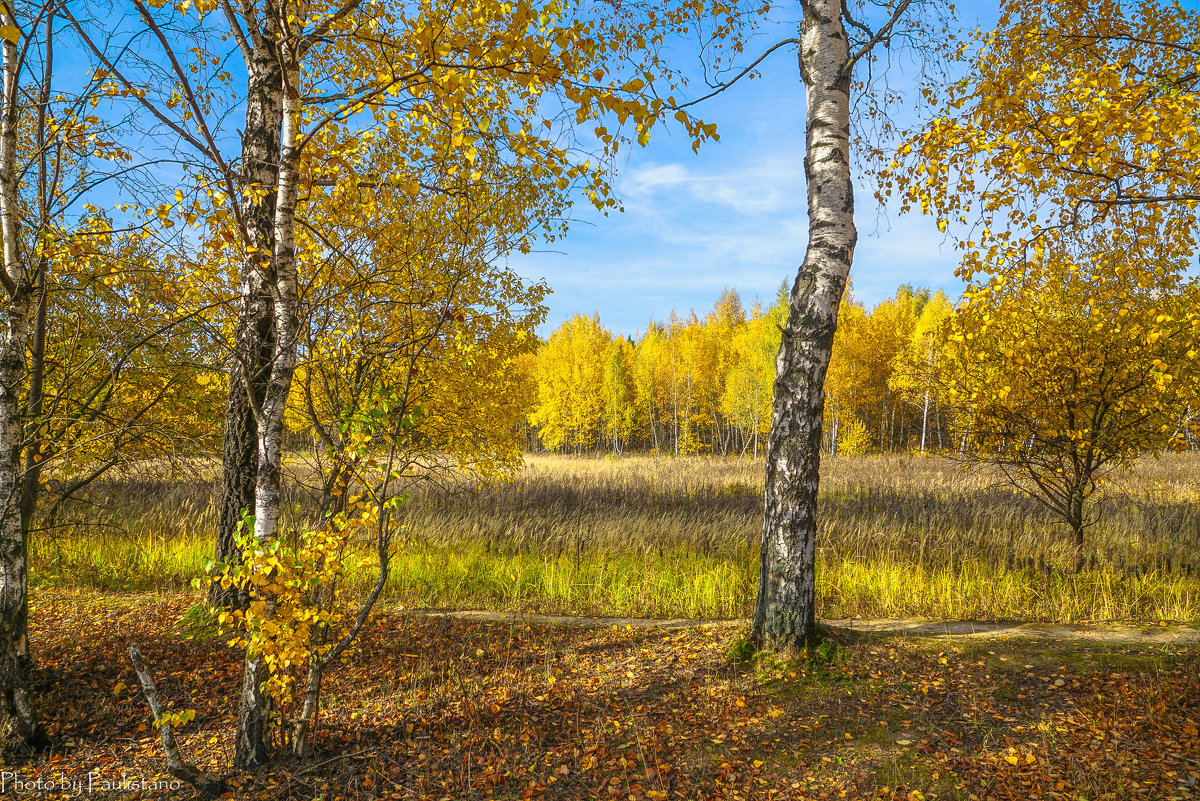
[8,589,1199,800]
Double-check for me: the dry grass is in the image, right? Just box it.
[29,452,1200,622]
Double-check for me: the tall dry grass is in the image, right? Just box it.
[30,452,1200,622]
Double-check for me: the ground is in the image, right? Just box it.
[9,590,1199,800]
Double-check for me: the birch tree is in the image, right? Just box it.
[890,291,952,454]
[70,0,719,771]
[724,0,941,650]
[0,0,136,755]
[0,1,39,755]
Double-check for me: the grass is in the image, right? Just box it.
[29,452,1200,623]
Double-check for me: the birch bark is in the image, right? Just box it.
[0,7,39,755]
[225,3,287,770]
[210,1,283,612]
[752,0,856,651]
[234,14,301,768]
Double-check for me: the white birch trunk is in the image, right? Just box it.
[235,37,302,767]
[236,29,302,768]
[231,5,288,769]
[752,0,855,650]
[0,10,39,754]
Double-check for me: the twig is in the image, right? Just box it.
[127,645,227,800]
[673,38,801,110]
[299,746,378,774]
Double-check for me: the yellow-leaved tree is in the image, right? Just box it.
[889,290,953,454]
[601,336,637,454]
[823,291,868,456]
[895,0,1200,248]
[892,0,1200,570]
[529,313,610,453]
[67,0,725,777]
[268,112,557,755]
[722,292,785,458]
[943,225,1198,569]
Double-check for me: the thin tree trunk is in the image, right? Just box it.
[1069,488,1086,573]
[129,646,225,799]
[210,13,284,611]
[752,0,855,652]
[920,390,929,454]
[672,364,679,456]
[17,11,53,665]
[231,14,285,770]
[919,341,933,454]
[0,8,39,754]
[936,402,943,451]
[959,402,972,453]
[648,375,658,451]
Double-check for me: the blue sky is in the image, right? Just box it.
[511,3,1000,338]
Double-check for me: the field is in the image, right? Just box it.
[33,452,1200,624]
[17,453,1200,800]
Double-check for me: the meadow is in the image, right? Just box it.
[32,452,1200,624]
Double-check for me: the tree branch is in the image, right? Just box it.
[673,38,801,110]
[845,0,914,74]
[61,6,215,161]
[128,645,226,800]
[298,0,363,57]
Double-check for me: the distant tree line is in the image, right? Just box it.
[522,280,1199,460]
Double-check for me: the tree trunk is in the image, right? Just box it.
[209,373,260,608]
[919,341,933,454]
[228,18,285,770]
[935,402,943,450]
[0,10,39,755]
[752,0,854,652]
[1068,487,1086,573]
[17,11,53,664]
[235,39,301,770]
[0,299,34,757]
[210,20,284,612]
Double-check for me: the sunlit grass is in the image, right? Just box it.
[29,452,1200,622]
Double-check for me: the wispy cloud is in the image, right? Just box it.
[621,154,805,217]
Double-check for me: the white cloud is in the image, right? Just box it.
[620,154,805,217]
[624,163,691,194]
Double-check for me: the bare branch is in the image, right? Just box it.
[298,0,363,57]
[845,0,914,73]
[673,38,801,111]
[131,0,250,242]
[218,0,253,64]
[127,645,226,800]
[61,6,215,161]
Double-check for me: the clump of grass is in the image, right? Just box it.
[28,452,1200,623]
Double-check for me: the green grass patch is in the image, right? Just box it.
[27,453,1200,623]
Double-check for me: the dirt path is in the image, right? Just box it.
[396,607,1200,645]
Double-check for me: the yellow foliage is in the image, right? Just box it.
[942,223,1197,540]
[207,502,372,714]
[897,0,1200,278]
